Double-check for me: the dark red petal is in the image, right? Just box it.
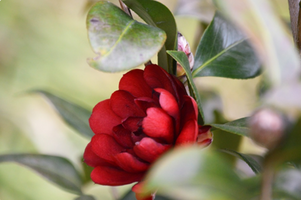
[114,152,149,173]
[83,143,113,168]
[89,99,121,135]
[133,137,171,163]
[91,165,144,186]
[155,88,180,135]
[119,69,153,98]
[171,75,187,105]
[179,96,198,132]
[91,134,124,164]
[134,97,159,113]
[142,107,174,143]
[144,65,177,98]
[176,119,198,145]
[112,124,134,148]
[155,88,179,119]
[132,182,155,200]
[122,116,143,132]
[110,90,145,119]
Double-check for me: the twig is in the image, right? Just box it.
[288,0,301,52]
[259,163,274,200]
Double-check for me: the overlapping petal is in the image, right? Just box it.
[114,152,149,173]
[176,119,198,145]
[91,134,124,164]
[110,90,145,119]
[133,137,171,163]
[83,143,112,168]
[119,69,153,98]
[89,99,121,135]
[91,165,144,186]
[142,107,174,143]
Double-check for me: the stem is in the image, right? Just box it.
[260,163,274,200]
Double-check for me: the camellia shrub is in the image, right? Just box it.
[1,0,301,200]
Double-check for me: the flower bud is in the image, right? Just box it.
[249,108,286,150]
[177,32,194,77]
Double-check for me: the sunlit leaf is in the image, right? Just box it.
[220,149,263,174]
[210,117,249,137]
[141,147,252,200]
[167,50,204,125]
[34,90,94,139]
[123,0,177,74]
[214,0,301,86]
[0,154,82,194]
[192,12,260,79]
[87,1,166,72]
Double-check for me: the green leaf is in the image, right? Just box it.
[210,117,249,137]
[75,195,96,200]
[192,12,261,79]
[34,90,94,139]
[0,154,82,194]
[87,1,166,72]
[220,149,263,174]
[214,0,300,86]
[123,0,177,74]
[141,147,251,200]
[167,50,205,124]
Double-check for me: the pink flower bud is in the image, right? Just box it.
[249,108,286,150]
[177,32,194,77]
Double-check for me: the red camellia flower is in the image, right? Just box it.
[84,64,212,200]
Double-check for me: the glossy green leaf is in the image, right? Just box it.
[167,50,204,124]
[123,0,177,73]
[214,0,300,86]
[192,12,261,79]
[210,117,249,137]
[220,149,262,174]
[34,90,94,139]
[0,154,82,194]
[75,195,96,200]
[141,147,251,200]
[87,1,166,72]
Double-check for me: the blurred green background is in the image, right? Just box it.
[0,0,290,199]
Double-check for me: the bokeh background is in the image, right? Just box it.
[0,0,290,199]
